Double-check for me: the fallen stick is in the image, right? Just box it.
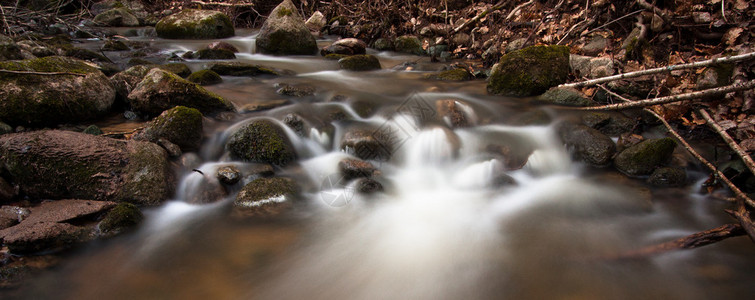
[698,109,755,180]
[560,51,755,88]
[726,205,755,244]
[577,80,755,110]
[597,85,755,209]
[190,1,256,7]
[609,223,744,259]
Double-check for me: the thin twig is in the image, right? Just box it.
[698,109,755,182]
[586,10,643,35]
[560,51,755,88]
[453,0,509,34]
[0,5,11,37]
[189,1,256,8]
[578,80,755,111]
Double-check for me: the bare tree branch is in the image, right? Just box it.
[577,80,755,111]
[560,51,755,88]
[609,224,745,259]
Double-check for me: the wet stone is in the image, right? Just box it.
[217,165,241,185]
[356,178,383,194]
[339,158,377,181]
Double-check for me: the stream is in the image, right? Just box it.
[10,30,755,300]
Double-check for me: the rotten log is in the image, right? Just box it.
[560,51,755,89]
[578,80,755,111]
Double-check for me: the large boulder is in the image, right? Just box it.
[0,130,172,205]
[0,56,115,126]
[226,119,297,166]
[255,0,317,55]
[155,9,234,39]
[0,200,117,253]
[558,122,616,166]
[127,68,234,117]
[187,69,222,85]
[487,45,569,97]
[110,64,191,102]
[614,137,676,176]
[234,177,299,216]
[93,7,140,27]
[133,106,203,151]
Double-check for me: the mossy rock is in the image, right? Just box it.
[93,7,140,27]
[0,121,12,135]
[255,0,317,55]
[0,56,115,126]
[394,35,424,55]
[324,53,348,60]
[196,48,236,60]
[127,68,234,117]
[82,125,103,135]
[209,62,279,76]
[97,202,143,235]
[338,54,381,71]
[158,63,192,78]
[155,9,234,39]
[614,137,676,176]
[373,38,393,51]
[226,119,297,166]
[127,58,154,66]
[234,177,299,215]
[133,106,203,151]
[558,122,616,166]
[647,167,687,187]
[187,69,222,85]
[65,47,109,62]
[0,130,171,205]
[537,86,595,107]
[0,35,24,60]
[425,68,472,81]
[487,45,569,97]
[110,64,152,102]
[102,39,129,51]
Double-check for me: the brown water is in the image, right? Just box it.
[7,30,755,300]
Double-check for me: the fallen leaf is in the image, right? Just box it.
[724,27,744,47]
[741,139,755,151]
[734,0,749,10]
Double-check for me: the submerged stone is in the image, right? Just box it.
[209,62,280,76]
[187,69,222,85]
[558,122,616,166]
[234,177,299,215]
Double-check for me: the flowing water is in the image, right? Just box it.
[10,31,755,300]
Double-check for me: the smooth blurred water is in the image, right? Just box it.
[10,31,755,300]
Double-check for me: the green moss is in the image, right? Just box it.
[120,142,170,206]
[98,202,143,234]
[208,62,279,76]
[226,119,297,166]
[139,106,203,150]
[83,125,103,135]
[614,137,676,176]
[394,36,424,55]
[277,7,293,17]
[487,45,570,97]
[234,177,299,207]
[338,54,381,71]
[157,63,191,78]
[129,69,233,116]
[425,68,472,81]
[155,10,234,39]
[196,48,236,59]
[324,53,348,60]
[187,69,222,85]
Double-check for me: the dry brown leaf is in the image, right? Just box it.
[724,27,744,47]
[718,119,737,131]
[741,139,755,152]
[734,0,749,10]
